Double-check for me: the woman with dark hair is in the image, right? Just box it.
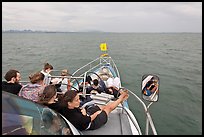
[60,89,129,131]
[38,85,63,113]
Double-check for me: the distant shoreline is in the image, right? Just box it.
[2,31,201,34]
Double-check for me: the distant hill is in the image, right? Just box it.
[2,29,104,33]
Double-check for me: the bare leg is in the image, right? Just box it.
[100,90,129,115]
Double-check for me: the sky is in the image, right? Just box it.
[2,2,202,33]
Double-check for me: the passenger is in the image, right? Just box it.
[86,75,93,85]
[38,85,63,113]
[86,79,103,94]
[105,77,121,98]
[18,71,45,102]
[112,77,121,89]
[77,76,94,106]
[78,75,93,93]
[51,69,72,93]
[142,76,159,102]
[2,69,22,95]
[98,78,107,92]
[60,89,129,131]
[143,80,158,96]
[41,63,53,85]
[41,108,71,135]
[98,67,112,82]
[59,69,70,93]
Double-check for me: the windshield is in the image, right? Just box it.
[2,91,72,135]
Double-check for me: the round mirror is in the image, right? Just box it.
[141,74,160,102]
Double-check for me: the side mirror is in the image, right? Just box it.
[141,74,160,102]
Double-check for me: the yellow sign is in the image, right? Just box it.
[100,43,107,51]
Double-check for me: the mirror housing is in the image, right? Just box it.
[141,74,160,102]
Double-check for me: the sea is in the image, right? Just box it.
[2,32,202,135]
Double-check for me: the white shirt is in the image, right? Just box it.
[113,77,121,89]
[41,70,51,85]
[107,77,114,87]
[107,77,121,89]
[60,78,68,92]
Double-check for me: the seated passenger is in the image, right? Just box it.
[98,67,112,81]
[59,69,70,93]
[18,71,45,102]
[38,85,63,113]
[60,89,129,131]
[86,79,103,94]
[52,69,70,92]
[2,69,22,95]
[78,75,93,93]
[105,77,121,98]
[41,63,53,85]
[51,69,72,93]
[143,80,158,96]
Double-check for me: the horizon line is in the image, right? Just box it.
[2,29,202,33]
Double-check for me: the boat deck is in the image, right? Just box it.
[81,107,133,135]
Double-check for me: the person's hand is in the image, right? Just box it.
[62,127,70,135]
[108,88,113,94]
[91,90,98,94]
[81,108,87,115]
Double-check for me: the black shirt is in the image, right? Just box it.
[45,102,63,114]
[86,86,103,94]
[61,107,91,131]
[2,81,22,95]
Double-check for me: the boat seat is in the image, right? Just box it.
[81,109,132,135]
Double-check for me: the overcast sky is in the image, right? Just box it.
[2,2,202,32]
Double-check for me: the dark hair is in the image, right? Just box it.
[61,90,78,107]
[149,85,155,90]
[146,80,153,88]
[86,76,92,85]
[38,85,57,104]
[29,72,45,84]
[93,79,99,86]
[4,69,19,81]
[44,63,53,71]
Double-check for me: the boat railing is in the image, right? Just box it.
[72,57,101,77]
[19,80,30,85]
[127,88,158,135]
[72,56,120,78]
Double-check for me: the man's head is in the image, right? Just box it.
[4,69,21,83]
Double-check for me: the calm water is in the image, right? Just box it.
[2,32,202,135]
